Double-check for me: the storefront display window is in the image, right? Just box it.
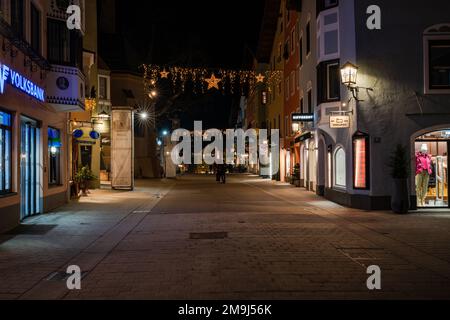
[415,130,449,208]
[334,147,346,188]
[0,110,12,194]
[353,133,370,189]
[48,127,62,185]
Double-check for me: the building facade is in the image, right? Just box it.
[0,0,86,232]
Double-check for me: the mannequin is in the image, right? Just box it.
[416,144,432,206]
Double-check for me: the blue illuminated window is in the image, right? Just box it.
[48,127,61,185]
[0,110,12,194]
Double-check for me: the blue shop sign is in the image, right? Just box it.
[0,62,45,102]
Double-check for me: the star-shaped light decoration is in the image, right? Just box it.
[256,73,265,83]
[205,74,222,90]
[160,69,170,78]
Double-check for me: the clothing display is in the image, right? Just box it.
[416,151,432,206]
[416,171,430,206]
[416,152,432,175]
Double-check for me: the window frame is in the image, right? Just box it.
[98,75,110,101]
[0,109,13,195]
[424,34,450,94]
[30,1,42,55]
[48,127,62,186]
[334,146,346,189]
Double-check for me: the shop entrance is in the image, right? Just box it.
[20,116,42,220]
[415,130,449,208]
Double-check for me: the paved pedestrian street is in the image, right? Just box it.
[1,174,450,300]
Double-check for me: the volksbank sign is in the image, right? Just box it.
[0,62,45,102]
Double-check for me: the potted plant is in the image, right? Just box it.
[293,163,301,187]
[388,144,410,213]
[74,166,97,197]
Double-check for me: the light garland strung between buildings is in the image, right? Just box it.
[141,64,283,96]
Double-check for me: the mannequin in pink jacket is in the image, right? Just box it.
[416,144,432,206]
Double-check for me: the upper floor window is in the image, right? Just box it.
[317,7,339,63]
[424,24,450,94]
[306,22,311,55]
[317,0,339,14]
[299,36,303,66]
[47,18,83,67]
[98,76,110,100]
[30,2,41,54]
[317,59,340,104]
[11,0,25,38]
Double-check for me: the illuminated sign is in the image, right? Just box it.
[330,115,350,128]
[0,62,45,102]
[292,113,314,122]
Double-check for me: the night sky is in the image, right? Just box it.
[100,0,266,130]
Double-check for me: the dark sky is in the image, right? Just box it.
[118,0,265,69]
[102,0,266,130]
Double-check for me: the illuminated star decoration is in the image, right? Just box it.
[205,74,222,90]
[160,69,169,78]
[256,73,265,83]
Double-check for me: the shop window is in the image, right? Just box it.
[0,110,12,195]
[334,147,346,188]
[353,132,370,189]
[48,127,62,186]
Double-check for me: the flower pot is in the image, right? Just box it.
[391,178,410,214]
[294,179,301,187]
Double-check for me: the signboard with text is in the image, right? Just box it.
[330,115,350,129]
[292,113,314,122]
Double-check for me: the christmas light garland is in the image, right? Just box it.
[141,64,283,96]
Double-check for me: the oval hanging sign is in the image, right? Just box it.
[72,129,83,139]
[89,130,100,140]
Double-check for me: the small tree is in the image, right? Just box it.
[388,144,410,179]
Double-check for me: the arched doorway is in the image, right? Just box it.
[414,130,449,208]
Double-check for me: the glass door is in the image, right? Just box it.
[415,139,448,208]
[20,118,42,220]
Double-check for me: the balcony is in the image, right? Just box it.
[46,64,86,112]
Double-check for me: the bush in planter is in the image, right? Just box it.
[388,144,410,213]
[293,164,301,187]
[74,166,97,197]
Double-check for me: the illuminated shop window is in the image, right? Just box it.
[334,147,346,188]
[48,127,62,185]
[0,110,12,195]
[353,132,370,189]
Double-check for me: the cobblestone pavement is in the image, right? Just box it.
[1,174,450,300]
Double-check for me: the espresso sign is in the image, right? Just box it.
[292,113,314,122]
[330,115,350,128]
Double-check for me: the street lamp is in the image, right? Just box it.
[340,61,373,101]
[140,112,148,120]
[340,61,358,87]
[292,122,300,133]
